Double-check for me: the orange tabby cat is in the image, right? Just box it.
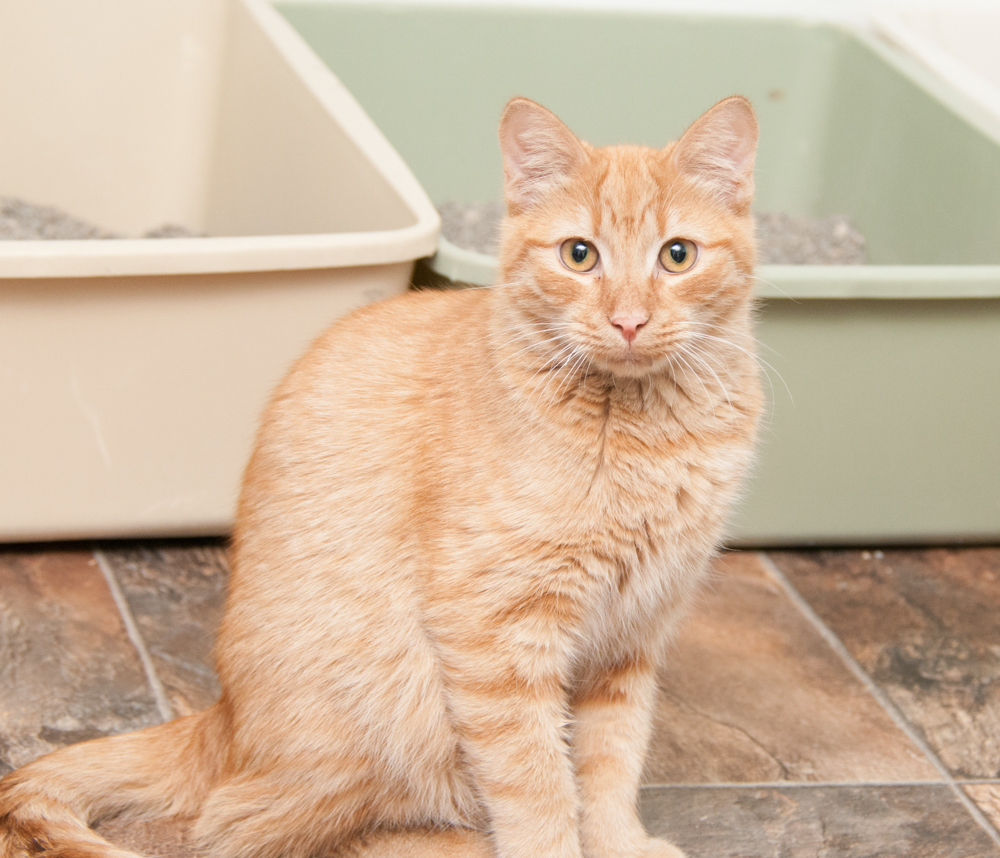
[0,95,760,858]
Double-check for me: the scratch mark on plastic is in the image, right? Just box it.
[70,370,113,469]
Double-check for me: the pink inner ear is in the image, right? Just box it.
[499,98,587,209]
[722,109,757,176]
[499,106,537,186]
[672,97,759,210]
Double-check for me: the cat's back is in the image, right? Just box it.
[236,286,493,539]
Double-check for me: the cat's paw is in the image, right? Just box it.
[639,837,686,858]
[583,831,685,858]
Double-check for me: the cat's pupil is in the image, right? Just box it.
[571,243,589,264]
[669,243,687,264]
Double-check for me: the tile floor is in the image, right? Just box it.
[1,541,998,857]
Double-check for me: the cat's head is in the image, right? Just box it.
[496,96,758,380]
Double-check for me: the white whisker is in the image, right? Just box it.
[748,272,799,303]
[686,330,793,406]
[671,350,714,409]
[476,324,570,390]
[549,348,591,408]
[533,343,581,410]
[676,342,735,420]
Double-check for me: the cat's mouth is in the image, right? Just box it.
[598,345,660,377]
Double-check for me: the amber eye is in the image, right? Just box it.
[659,238,698,273]
[559,239,599,272]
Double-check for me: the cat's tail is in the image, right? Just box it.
[0,705,226,858]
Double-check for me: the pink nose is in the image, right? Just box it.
[610,313,649,344]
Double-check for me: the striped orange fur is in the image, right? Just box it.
[0,96,761,858]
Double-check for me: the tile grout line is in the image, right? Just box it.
[755,551,1000,850]
[93,549,174,723]
[640,780,951,791]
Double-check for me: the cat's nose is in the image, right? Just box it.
[610,313,649,344]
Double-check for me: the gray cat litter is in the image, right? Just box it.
[140,223,206,239]
[437,200,506,258]
[0,196,118,240]
[754,211,866,265]
[436,201,867,265]
[0,196,205,241]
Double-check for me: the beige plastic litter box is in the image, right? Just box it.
[0,0,439,541]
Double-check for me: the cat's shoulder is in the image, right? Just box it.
[333,286,489,342]
[286,285,492,387]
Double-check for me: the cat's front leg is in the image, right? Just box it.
[572,655,685,858]
[439,624,584,858]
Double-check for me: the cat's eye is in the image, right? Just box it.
[559,239,599,273]
[659,239,698,273]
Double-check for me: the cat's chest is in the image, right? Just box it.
[549,423,730,657]
[551,396,740,529]
[543,397,746,604]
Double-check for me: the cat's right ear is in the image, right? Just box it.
[499,98,587,210]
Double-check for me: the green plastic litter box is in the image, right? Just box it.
[278,2,1000,546]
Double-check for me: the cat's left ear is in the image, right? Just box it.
[499,97,588,210]
[670,96,758,214]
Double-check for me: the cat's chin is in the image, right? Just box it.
[595,350,666,380]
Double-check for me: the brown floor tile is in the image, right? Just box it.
[965,783,1000,832]
[640,784,1000,858]
[769,548,1000,780]
[97,541,229,716]
[0,547,160,771]
[82,786,1000,858]
[9,541,999,857]
[644,552,938,785]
